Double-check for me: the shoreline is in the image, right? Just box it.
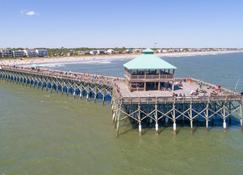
[0,50,243,66]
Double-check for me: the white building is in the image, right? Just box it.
[161,49,168,53]
[89,50,100,55]
[2,49,13,57]
[13,50,26,57]
[36,49,48,57]
[24,49,38,57]
[106,49,114,54]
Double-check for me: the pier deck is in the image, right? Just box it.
[114,78,241,104]
[0,65,120,102]
[0,65,120,86]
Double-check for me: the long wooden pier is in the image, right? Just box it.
[0,65,122,102]
[0,65,243,136]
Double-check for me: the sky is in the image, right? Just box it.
[0,0,243,48]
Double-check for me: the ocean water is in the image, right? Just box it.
[1,53,243,175]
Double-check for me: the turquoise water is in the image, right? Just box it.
[1,53,243,175]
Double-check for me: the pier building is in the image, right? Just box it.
[124,48,176,91]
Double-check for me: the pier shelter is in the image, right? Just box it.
[123,48,176,92]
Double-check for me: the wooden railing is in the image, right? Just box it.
[119,95,243,104]
[130,87,144,91]
[0,65,125,87]
[125,74,174,80]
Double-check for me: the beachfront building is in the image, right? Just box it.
[36,49,48,57]
[13,50,26,58]
[89,50,99,55]
[161,49,169,53]
[24,49,38,57]
[123,48,176,92]
[99,50,107,55]
[1,49,13,58]
[132,48,143,54]
[106,49,114,54]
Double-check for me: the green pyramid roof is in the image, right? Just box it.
[143,48,154,54]
[123,49,177,70]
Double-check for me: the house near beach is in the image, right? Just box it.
[106,49,114,54]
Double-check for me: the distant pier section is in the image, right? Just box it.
[1,48,243,136]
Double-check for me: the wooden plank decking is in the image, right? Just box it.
[114,78,242,104]
[0,65,122,86]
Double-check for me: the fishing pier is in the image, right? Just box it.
[0,65,117,102]
[1,48,243,136]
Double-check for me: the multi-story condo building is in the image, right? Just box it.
[2,49,13,58]
[35,49,48,57]
[25,49,38,57]
[13,50,26,57]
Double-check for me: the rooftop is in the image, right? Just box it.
[123,48,177,70]
[143,48,154,54]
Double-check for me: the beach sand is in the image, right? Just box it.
[0,50,242,66]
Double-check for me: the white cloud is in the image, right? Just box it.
[20,10,38,16]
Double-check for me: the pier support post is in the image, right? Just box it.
[116,113,120,137]
[112,112,116,123]
[116,102,121,137]
[239,102,243,127]
[205,103,209,129]
[86,92,89,101]
[172,103,176,132]
[139,123,142,134]
[102,93,105,105]
[111,101,116,123]
[173,122,176,131]
[240,103,243,127]
[189,103,193,129]
[172,80,175,92]
[223,103,227,129]
[138,104,142,135]
[223,120,227,129]
[94,93,97,102]
[155,104,159,134]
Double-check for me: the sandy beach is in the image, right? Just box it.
[0,50,242,66]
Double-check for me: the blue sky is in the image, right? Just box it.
[0,0,243,48]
